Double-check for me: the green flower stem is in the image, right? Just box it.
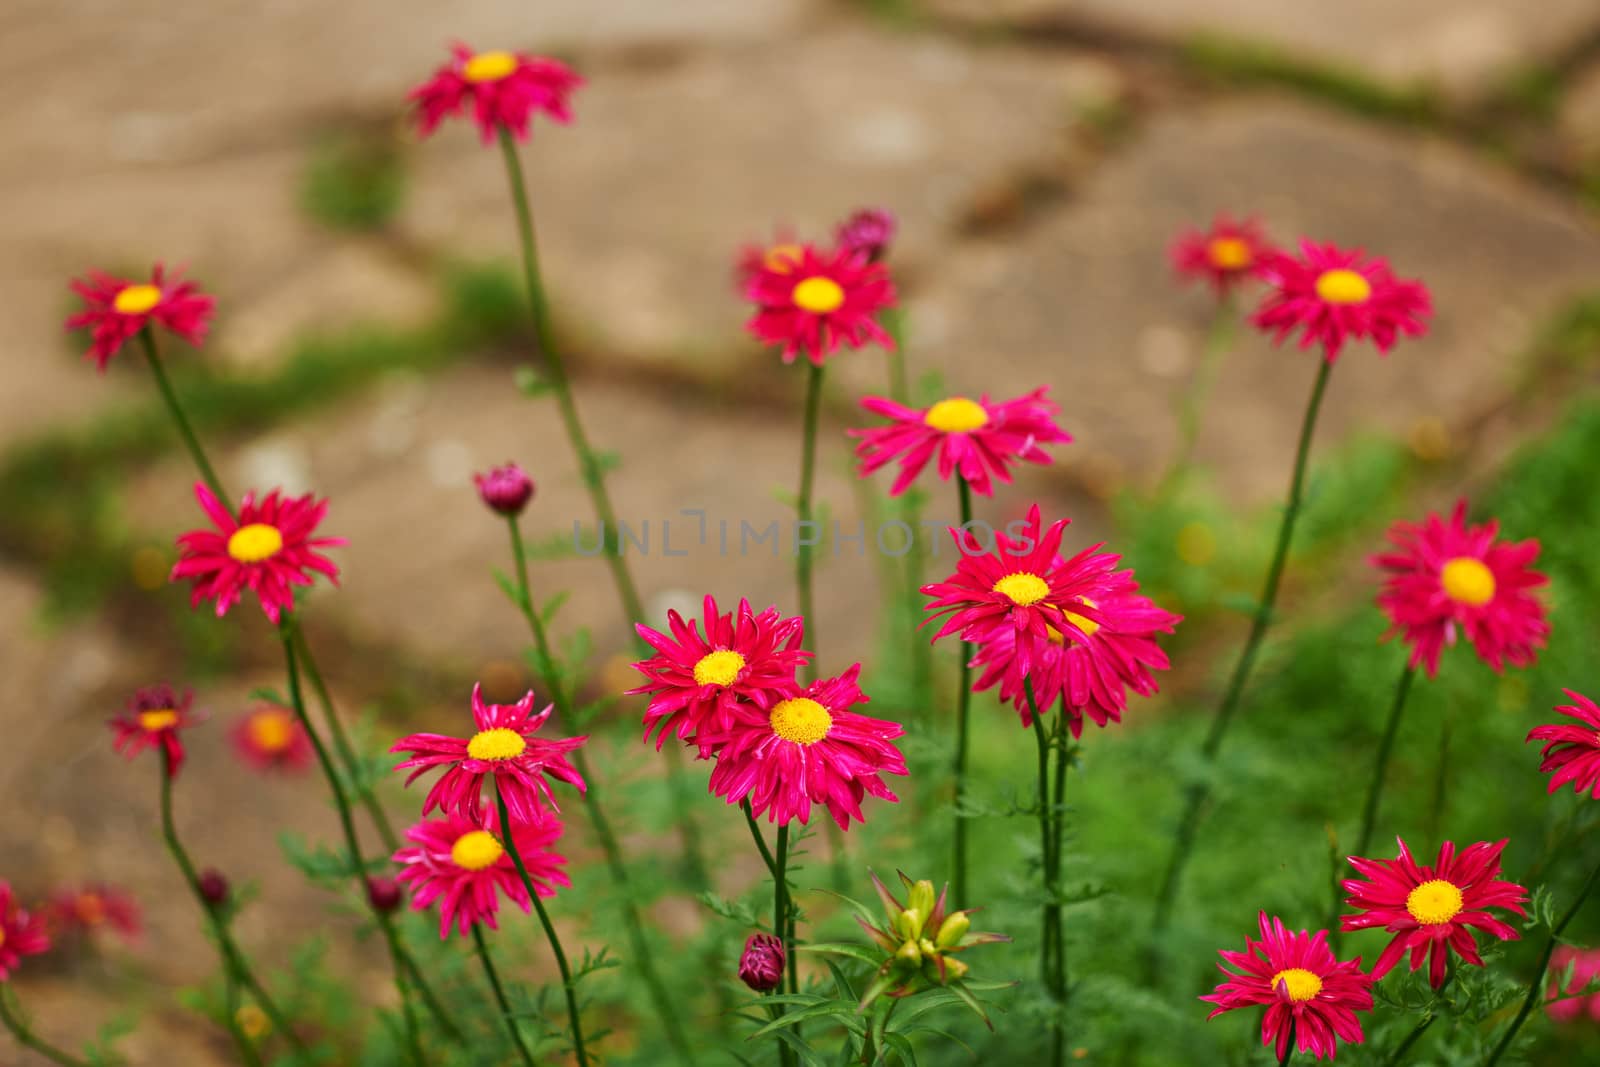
[503,517,692,1062]
[1486,853,1600,1064]
[772,822,800,1067]
[0,986,95,1067]
[138,329,229,511]
[796,361,825,677]
[952,474,975,909]
[223,964,267,1067]
[471,922,537,1067]
[157,750,305,1059]
[1150,358,1334,944]
[1384,1012,1435,1065]
[1027,677,1066,1067]
[1157,294,1236,498]
[1280,1017,1297,1066]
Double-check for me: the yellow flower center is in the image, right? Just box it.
[1406,879,1465,925]
[770,697,833,746]
[1207,237,1252,270]
[693,649,746,687]
[993,572,1050,607]
[236,1004,271,1039]
[1270,968,1323,1002]
[792,276,845,314]
[76,894,105,925]
[139,709,179,732]
[1314,269,1372,305]
[1440,556,1495,607]
[227,523,284,564]
[451,829,506,871]
[923,397,990,434]
[463,50,517,84]
[763,243,804,272]
[1047,598,1101,643]
[248,710,296,753]
[466,728,527,762]
[113,284,162,314]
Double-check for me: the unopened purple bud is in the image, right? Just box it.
[474,463,535,517]
[738,932,785,992]
[835,208,897,263]
[367,875,403,914]
[198,868,230,908]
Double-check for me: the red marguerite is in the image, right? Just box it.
[1340,837,1527,988]
[171,483,345,625]
[1373,500,1548,677]
[231,705,313,774]
[108,683,199,778]
[1170,215,1274,296]
[1201,912,1374,1062]
[49,884,142,942]
[391,684,587,826]
[66,265,214,370]
[392,809,569,939]
[850,388,1072,498]
[1252,240,1431,362]
[704,665,907,829]
[1528,690,1600,799]
[411,43,583,144]
[0,882,50,981]
[745,243,895,365]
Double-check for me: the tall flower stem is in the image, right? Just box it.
[494,124,709,892]
[471,922,537,1067]
[1385,1012,1436,1064]
[796,361,825,675]
[493,782,590,1066]
[156,750,305,1059]
[1150,359,1334,942]
[1280,1018,1297,1066]
[138,329,228,506]
[884,309,932,720]
[1485,854,1600,1064]
[1027,677,1066,1067]
[0,986,94,1067]
[952,475,976,909]
[773,823,801,1067]
[1157,295,1236,498]
[502,517,691,1062]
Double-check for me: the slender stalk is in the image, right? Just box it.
[1384,1013,1435,1065]
[1027,678,1066,1067]
[1426,715,1452,842]
[742,801,781,880]
[1280,1017,1297,1066]
[952,475,975,909]
[493,782,590,1066]
[773,823,799,1067]
[1485,854,1600,1064]
[138,329,229,510]
[471,922,537,1067]
[0,986,94,1067]
[1150,359,1334,942]
[1157,295,1236,497]
[796,361,825,677]
[1029,704,1055,991]
[1051,713,1069,1018]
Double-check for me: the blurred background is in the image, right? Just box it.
[4,1,1600,1063]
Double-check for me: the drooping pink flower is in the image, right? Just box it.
[392,809,569,939]
[170,483,345,625]
[1251,239,1431,362]
[66,265,214,371]
[230,704,314,774]
[745,243,896,366]
[1547,946,1600,1023]
[0,882,50,981]
[850,388,1072,498]
[1372,500,1548,678]
[739,932,786,992]
[410,43,583,144]
[704,665,907,830]
[391,684,587,826]
[1201,912,1374,1062]
[474,463,535,517]
[1170,215,1275,296]
[108,683,199,779]
[628,595,811,755]
[48,884,142,942]
[1527,690,1600,799]
[835,207,897,263]
[1340,837,1527,989]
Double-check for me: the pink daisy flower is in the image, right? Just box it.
[0,882,50,981]
[1547,946,1600,1023]
[922,505,1118,680]
[391,684,587,826]
[1372,500,1548,678]
[410,43,583,144]
[48,884,142,942]
[1251,239,1431,362]
[628,595,811,756]
[970,576,1181,737]
[1201,912,1374,1062]
[1340,837,1528,989]
[392,809,569,939]
[849,388,1072,498]
[170,482,345,625]
[835,207,897,263]
[745,243,896,366]
[66,264,215,371]
[1527,690,1600,799]
[108,683,199,779]
[704,665,907,829]
[230,704,314,774]
[1170,215,1275,296]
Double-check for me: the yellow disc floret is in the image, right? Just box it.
[466,728,528,762]
[1270,968,1323,1002]
[1406,879,1465,925]
[792,276,845,314]
[1315,269,1372,305]
[249,710,296,753]
[693,649,746,687]
[139,709,180,732]
[770,697,833,745]
[924,397,990,434]
[113,284,162,314]
[1440,557,1495,607]
[227,523,285,564]
[764,243,804,272]
[463,51,518,84]
[1207,237,1252,270]
[993,572,1050,607]
[451,829,507,871]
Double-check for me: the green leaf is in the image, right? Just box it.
[801,942,884,965]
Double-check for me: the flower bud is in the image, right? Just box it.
[894,907,924,941]
[935,911,970,949]
[366,875,402,914]
[198,868,230,908]
[907,879,936,921]
[738,932,785,992]
[474,463,535,517]
[941,956,970,982]
[834,208,897,263]
[896,940,922,966]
